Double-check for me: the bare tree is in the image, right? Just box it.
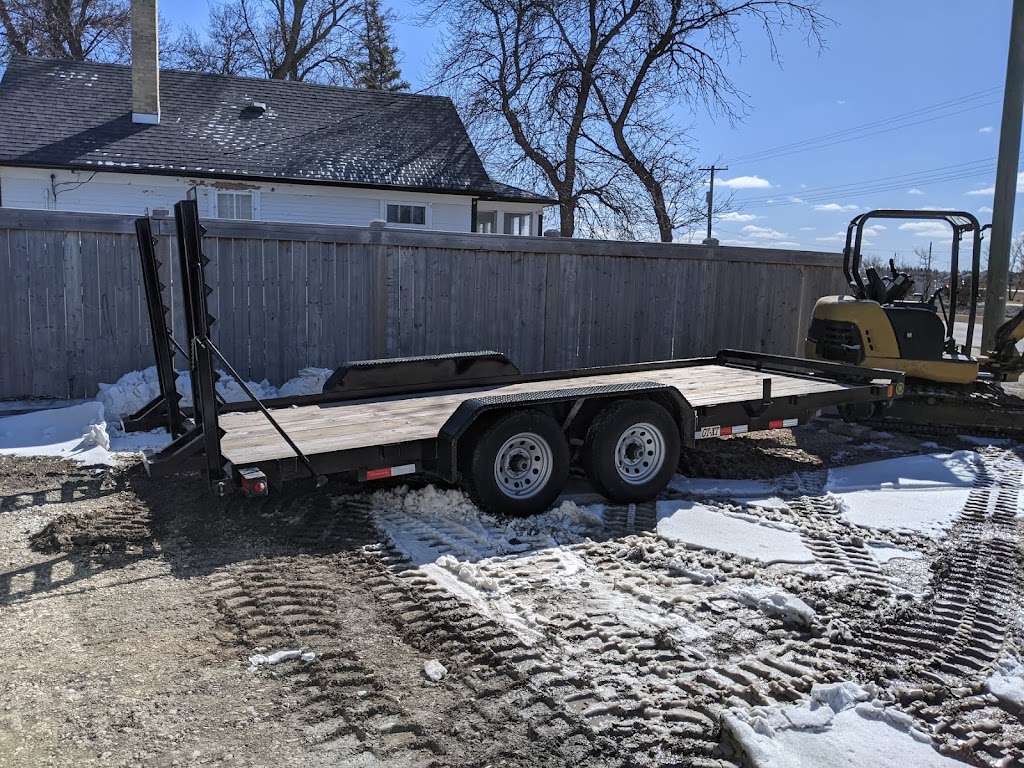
[914,243,935,297]
[1011,231,1024,300]
[425,0,827,240]
[0,0,130,62]
[169,0,359,82]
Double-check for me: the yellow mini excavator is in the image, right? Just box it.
[805,209,1024,435]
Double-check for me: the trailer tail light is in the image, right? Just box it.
[239,467,269,497]
[361,464,417,482]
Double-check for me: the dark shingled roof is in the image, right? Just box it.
[0,56,555,204]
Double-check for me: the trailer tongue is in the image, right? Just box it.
[126,200,903,516]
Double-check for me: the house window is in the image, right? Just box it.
[476,211,497,234]
[504,212,532,236]
[386,203,427,226]
[216,190,255,220]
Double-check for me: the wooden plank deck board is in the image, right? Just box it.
[219,364,856,465]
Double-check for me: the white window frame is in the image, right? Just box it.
[476,210,497,234]
[382,200,431,228]
[503,211,533,236]
[213,189,260,221]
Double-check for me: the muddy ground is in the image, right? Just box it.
[0,420,1021,767]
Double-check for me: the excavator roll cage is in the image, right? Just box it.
[843,209,985,355]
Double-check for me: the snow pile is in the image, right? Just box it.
[656,501,815,564]
[726,583,816,628]
[248,649,315,670]
[368,484,606,565]
[825,451,982,538]
[423,659,448,682]
[986,655,1024,710]
[279,367,333,397]
[0,402,114,465]
[96,365,282,420]
[724,682,957,767]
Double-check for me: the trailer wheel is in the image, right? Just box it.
[463,410,569,517]
[583,400,680,503]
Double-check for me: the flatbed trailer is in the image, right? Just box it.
[129,201,904,516]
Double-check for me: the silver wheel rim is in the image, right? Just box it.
[614,422,666,485]
[494,431,553,499]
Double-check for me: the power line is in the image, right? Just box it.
[723,88,1002,166]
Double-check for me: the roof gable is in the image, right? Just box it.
[0,56,554,204]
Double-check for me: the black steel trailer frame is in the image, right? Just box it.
[127,200,905,511]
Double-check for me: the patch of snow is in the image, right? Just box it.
[107,425,172,454]
[724,681,958,768]
[986,655,1024,709]
[745,496,791,512]
[957,434,1012,447]
[826,452,981,538]
[279,367,333,397]
[248,649,313,669]
[668,476,777,498]
[726,583,816,628]
[656,501,815,564]
[423,659,448,682]
[0,402,114,465]
[866,542,922,564]
[825,451,981,492]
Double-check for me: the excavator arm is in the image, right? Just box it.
[985,306,1024,380]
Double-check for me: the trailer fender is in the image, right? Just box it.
[435,382,695,483]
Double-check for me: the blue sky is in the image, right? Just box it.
[160,0,1021,263]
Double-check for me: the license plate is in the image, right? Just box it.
[699,425,721,439]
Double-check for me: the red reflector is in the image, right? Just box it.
[253,481,267,494]
[720,426,733,436]
[365,467,392,481]
[769,419,785,429]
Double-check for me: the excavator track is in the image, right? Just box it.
[865,379,1024,439]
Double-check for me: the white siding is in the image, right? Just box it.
[0,166,516,233]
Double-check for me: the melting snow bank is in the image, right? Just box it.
[656,501,815,564]
[0,402,113,465]
[986,655,1024,710]
[826,451,982,538]
[367,484,605,565]
[725,583,815,628]
[96,365,334,420]
[724,682,959,767]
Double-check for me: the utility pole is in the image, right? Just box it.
[700,165,728,245]
[983,0,1024,351]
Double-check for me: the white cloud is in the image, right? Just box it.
[719,175,772,190]
[813,203,860,212]
[719,212,760,222]
[979,125,994,133]
[742,225,788,240]
[799,226,816,231]
[978,206,993,214]
[966,171,1024,196]
[837,100,847,105]
[815,235,844,243]
[899,222,952,238]
[788,196,805,204]
[907,188,924,195]
[871,224,887,230]
[774,241,802,248]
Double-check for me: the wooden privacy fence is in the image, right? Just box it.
[0,209,846,400]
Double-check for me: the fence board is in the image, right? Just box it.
[0,212,846,400]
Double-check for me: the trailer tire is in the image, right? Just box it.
[463,409,570,517]
[583,400,680,503]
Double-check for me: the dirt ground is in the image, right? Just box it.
[1,420,1021,767]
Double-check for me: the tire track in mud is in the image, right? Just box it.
[796,447,1024,767]
[369,498,848,767]
[206,494,613,767]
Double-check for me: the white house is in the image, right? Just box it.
[0,10,554,235]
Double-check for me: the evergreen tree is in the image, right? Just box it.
[353,0,409,92]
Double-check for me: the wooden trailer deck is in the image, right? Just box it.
[218,363,860,466]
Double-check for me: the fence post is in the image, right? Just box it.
[369,219,388,359]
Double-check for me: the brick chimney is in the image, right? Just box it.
[131,0,160,124]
